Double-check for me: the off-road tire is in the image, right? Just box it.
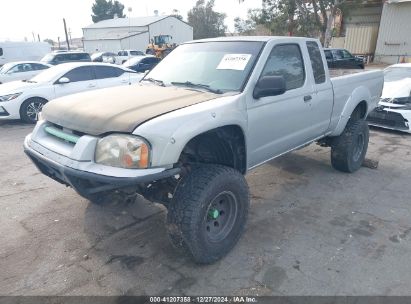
[331,119,369,173]
[167,164,249,264]
[20,97,47,124]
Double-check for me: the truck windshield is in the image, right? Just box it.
[145,41,264,94]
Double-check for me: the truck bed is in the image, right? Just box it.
[328,69,384,134]
[329,69,368,78]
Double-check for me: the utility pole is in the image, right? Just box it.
[58,36,61,49]
[37,34,41,42]
[68,28,72,46]
[63,18,70,50]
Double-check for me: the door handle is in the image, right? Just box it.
[304,95,312,102]
[87,84,96,88]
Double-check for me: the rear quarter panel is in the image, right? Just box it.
[328,70,383,136]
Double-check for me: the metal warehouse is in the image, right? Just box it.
[82,15,193,53]
[374,0,411,64]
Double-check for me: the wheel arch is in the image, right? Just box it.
[177,125,247,174]
[329,85,371,136]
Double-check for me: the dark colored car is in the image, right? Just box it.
[91,52,116,62]
[122,56,161,73]
[40,52,91,65]
[324,48,365,69]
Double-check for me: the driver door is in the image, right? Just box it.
[247,43,316,168]
[54,66,98,98]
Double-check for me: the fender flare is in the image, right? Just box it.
[329,86,370,136]
[133,103,248,167]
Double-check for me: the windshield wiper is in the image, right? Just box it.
[142,77,165,87]
[171,81,222,94]
[22,80,36,83]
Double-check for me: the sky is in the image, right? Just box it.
[0,0,262,42]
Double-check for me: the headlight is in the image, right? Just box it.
[95,134,150,169]
[0,92,22,102]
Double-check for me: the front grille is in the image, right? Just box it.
[367,110,408,129]
[44,123,86,145]
[45,126,80,144]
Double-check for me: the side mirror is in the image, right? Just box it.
[253,76,286,99]
[58,77,70,84]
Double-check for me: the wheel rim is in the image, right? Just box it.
[353,132,365,162]
[26,100,44,122]
[204,191,238,243]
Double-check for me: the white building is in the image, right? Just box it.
[374,0,411,64]
[82,15,193,53]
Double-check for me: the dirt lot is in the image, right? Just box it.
[1,120,411,296]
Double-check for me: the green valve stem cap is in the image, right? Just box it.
[209,209,219,219]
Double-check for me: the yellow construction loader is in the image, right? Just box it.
[146,35,176,59]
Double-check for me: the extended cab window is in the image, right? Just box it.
[261,44,305,91]
[62,66,94,82]
[0,48,3,56]
[94,66,124,79]
[306,41,326,84]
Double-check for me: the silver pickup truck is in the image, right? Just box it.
[24,37,383,264]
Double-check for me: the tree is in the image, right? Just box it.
[91,0,125,23]
[238,0,358,45]
[171,9,184,21]
[188,0,227,39]
[234,9,271,35]
[43,39,54,46]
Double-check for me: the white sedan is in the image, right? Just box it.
[367,63,411,133]
[0,61,51,84]
[0,62,142,123]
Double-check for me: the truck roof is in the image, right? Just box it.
[185,36,319,44]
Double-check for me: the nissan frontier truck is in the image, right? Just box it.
[24,37,384,264]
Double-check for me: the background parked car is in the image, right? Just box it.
[91,52,116,63]
[367,63,411,133]
[115,50,145,64]
[324,48,365,69]
[0,62,142,123]
[40,51,91,65]
[122,55,161,73]
[0,61,51,84]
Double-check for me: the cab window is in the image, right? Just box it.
[31,63,49,71]
[94,66,124,79]
[306,41,326,84]
[62,66,94,82]
[261,44,305,91]
[8,63,33,73]
[342,50,354,59]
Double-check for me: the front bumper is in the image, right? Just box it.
[0,99,21,120]
[24,137,181,198]
[367,107,411,133]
